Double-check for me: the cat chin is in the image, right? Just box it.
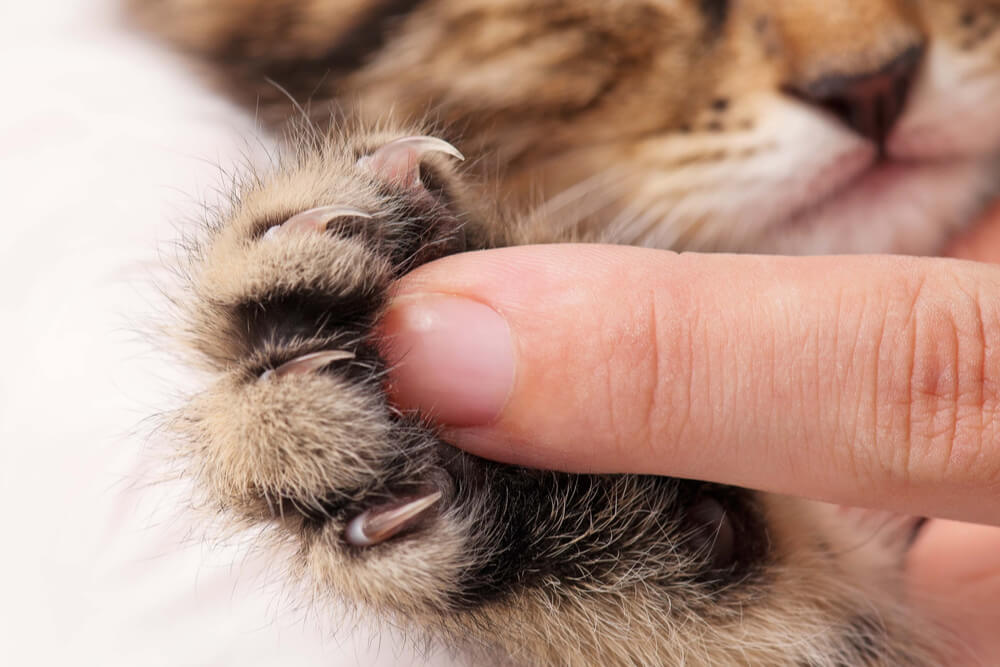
[752,156,1000,256]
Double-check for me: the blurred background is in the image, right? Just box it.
[0,1,458,665]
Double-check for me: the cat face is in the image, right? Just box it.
[353,0,1000,254]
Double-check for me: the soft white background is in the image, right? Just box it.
[0,2,459,664]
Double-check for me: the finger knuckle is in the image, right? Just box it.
[878,270,1000,487]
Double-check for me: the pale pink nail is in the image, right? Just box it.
[382,295,514,426]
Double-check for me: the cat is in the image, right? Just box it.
[130,1,1000,664]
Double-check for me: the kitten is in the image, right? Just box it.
[131,1,1000,664]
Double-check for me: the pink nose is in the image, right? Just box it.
[786,44,924,150]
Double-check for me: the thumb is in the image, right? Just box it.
[380,245,1000,523]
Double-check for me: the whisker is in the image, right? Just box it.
[264,77,323,146]
[534,167,639,239]
[536,166,632,216]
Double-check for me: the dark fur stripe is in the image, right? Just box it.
[699,0,731,32]
[452,468,772,608]
[247,0,431,95]
[323,0,432,72]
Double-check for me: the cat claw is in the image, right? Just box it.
[258,350,355,381]
[262,206,372,240]
[358,135,464,188]
[345,490,443,546]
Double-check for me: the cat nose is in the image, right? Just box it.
[787,45,924,149]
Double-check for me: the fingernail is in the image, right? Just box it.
[381,294,514,426]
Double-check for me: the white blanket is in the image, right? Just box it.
[0,2,460,664]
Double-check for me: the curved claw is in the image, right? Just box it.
[345,490,443,547]
[358,135,465,188]
[258,350,355,381]
[262,206,372,240]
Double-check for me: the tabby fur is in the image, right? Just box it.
[131,1,1000,664]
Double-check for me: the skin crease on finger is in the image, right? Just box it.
[383,213,1000,525]
[910,200,1000,666]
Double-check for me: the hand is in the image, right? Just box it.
[379,201,1000,662]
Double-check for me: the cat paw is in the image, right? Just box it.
[167,129,940,667]
[171,130,491,617]
[259,135,466,253]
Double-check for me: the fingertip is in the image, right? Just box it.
[381,293,515,427]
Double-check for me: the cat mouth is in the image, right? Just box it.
[762,150,1000,254]
[788,156,961,227]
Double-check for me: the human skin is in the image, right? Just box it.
[380,200,1000,663]
[911,199,1000,664]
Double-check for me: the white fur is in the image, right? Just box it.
[618,40,1000,255]
[750,40,1000,254]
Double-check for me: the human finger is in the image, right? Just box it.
[382,246,1000,523]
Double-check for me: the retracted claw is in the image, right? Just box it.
[258,350,355,381]
[345,490,443,547]
[262,206,372,240]
[357,135,465,188]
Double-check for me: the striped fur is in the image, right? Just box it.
[133,1,1000,664]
